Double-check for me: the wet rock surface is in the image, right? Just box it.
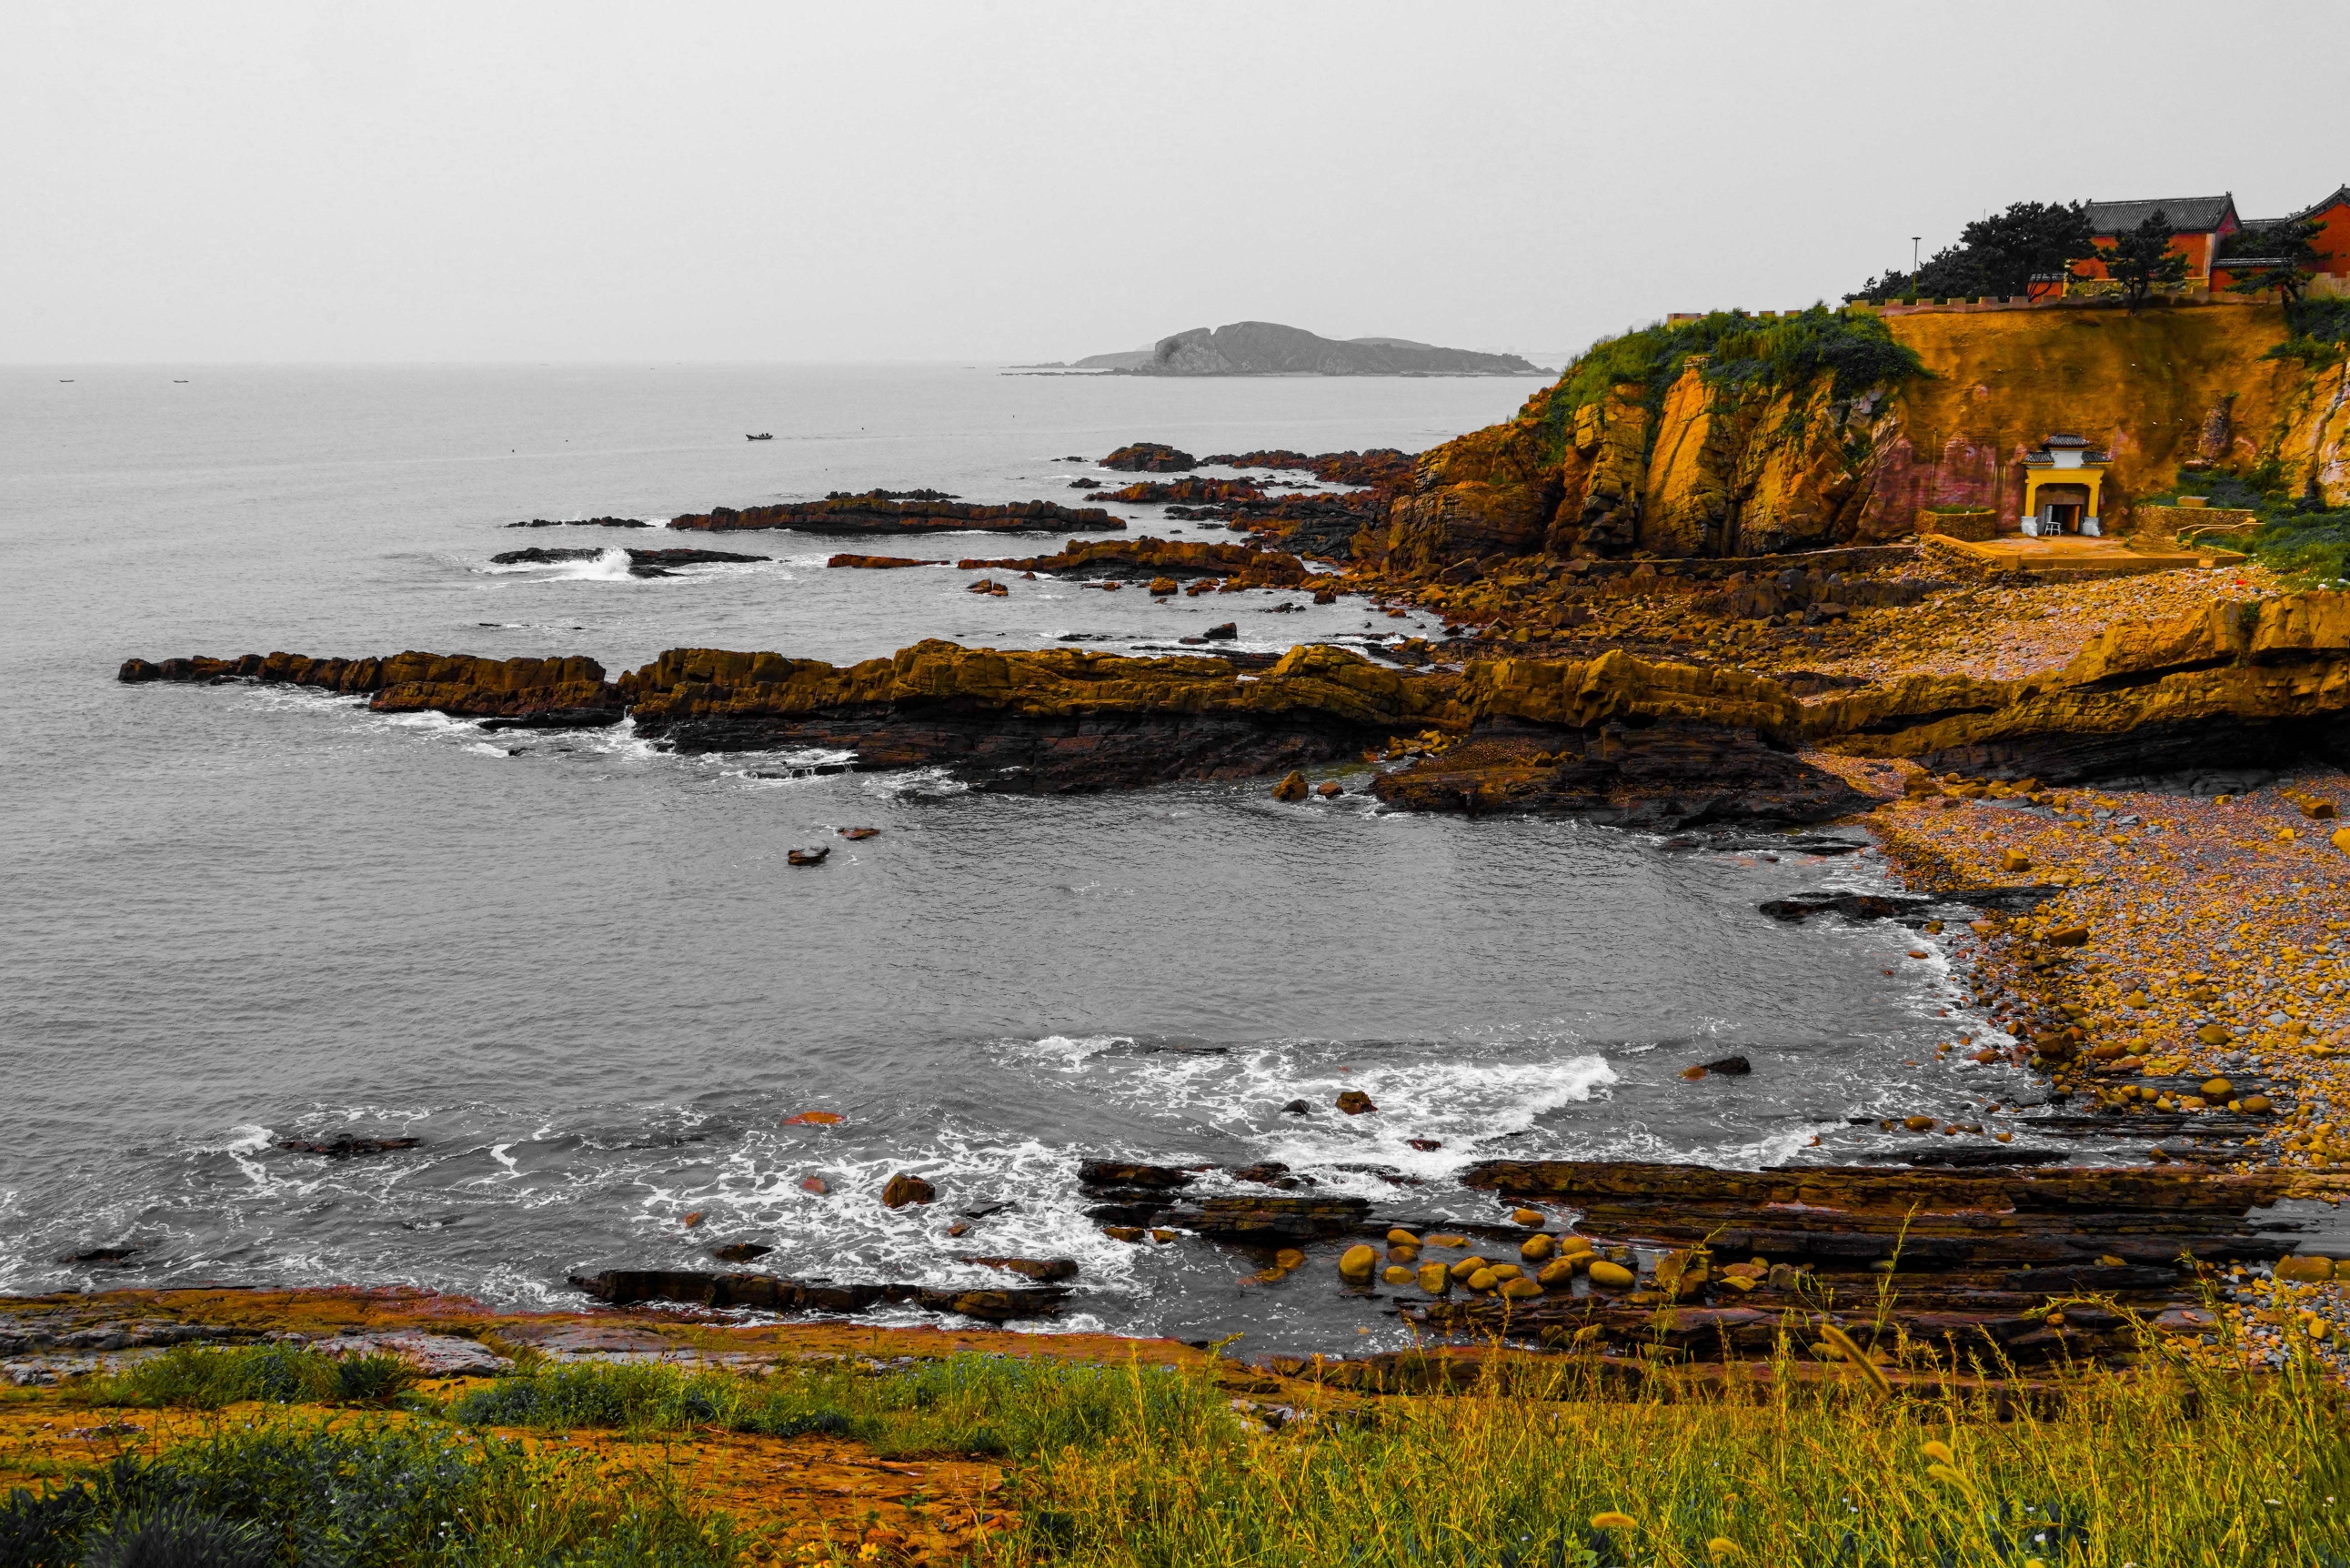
[274,1136,423,1158]
[957,1256,1079,1283]
[669,494,1125,535]
[1759,890,1939,924]
[569,1270,1070,1322]
[956,537,1311,587]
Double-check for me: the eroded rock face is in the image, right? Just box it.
[618,639,1461,789]
[117,651,625,729]
[1361,650,1873,826]
[669,496,1123,534]
[1379,416,1567,573]
[1371,720,1868,828]
[1813,591,2350,779]
[1354,307,2345,573]
[1469,649,1801,736]
[2280,356,2350,508]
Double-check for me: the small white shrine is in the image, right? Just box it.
[2019,435,2109,537]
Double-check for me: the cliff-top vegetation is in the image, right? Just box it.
[1523,305,1924,463]
[5,1338,2348,1566]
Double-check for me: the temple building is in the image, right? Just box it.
[2073,187,2350,294]
[2019,435,2107,537]
[2079,196,2240,286]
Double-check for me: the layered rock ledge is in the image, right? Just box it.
[116,651,625,729]
[114,592,2350,809]
[1812,591,2350,779]
[618,640,1452,789]
[669,495,1124,535]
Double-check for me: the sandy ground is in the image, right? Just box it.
[1833,559,2292,684]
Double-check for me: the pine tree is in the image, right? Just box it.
[2090,211,2191,310]
[2222,216,2323,304]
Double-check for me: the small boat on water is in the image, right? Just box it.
[746,432,774,441]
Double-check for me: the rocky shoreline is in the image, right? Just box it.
[95,321,2350,1377]
[11,1136,2347,1388]
[115,588,2350,809]
[104,574,2350,1372]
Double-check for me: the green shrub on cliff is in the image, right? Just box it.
[447,1352,1233,1460]
[2270,296,2350,366]
[1535,307,1923,457]
[2149,470,2350,586]
[2249,505,2350,586]
[74,1343,417,1411]
[0,1421,732,1568]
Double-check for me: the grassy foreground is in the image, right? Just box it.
[5,1339,2349,1566]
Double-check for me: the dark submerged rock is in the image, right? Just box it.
[275,1136,422,1159]
[569,1270,1069,1322]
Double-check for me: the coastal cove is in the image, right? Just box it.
[7,365,1984,1352]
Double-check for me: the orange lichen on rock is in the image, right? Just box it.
[1466,648,1801,737]
[117,651,625,725]
[618,639,1462,759]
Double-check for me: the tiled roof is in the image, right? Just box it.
[2084,195,2236,234]
[2285,184,2350,221]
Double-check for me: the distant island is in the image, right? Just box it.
[1026,320,1550,376]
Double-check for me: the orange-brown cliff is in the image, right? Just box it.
[1360,305,2349,573]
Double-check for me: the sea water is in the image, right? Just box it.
[0,365,2002,1350]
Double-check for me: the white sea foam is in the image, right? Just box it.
[1009,1033,1617,1185]
[616,1123,1156,1300]
[587,719,662,764]
[219,1124,275,1154]
[878,766,969,798]
[553,548,636,581]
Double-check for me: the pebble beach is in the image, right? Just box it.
[1808,552,2350,1373]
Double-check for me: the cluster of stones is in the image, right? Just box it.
[1874,769,2350,1164]
[1334,1210,1645,1302]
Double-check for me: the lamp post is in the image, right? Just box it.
[1912,236,1922,275]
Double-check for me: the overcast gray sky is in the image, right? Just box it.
[8,1,2346,364]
